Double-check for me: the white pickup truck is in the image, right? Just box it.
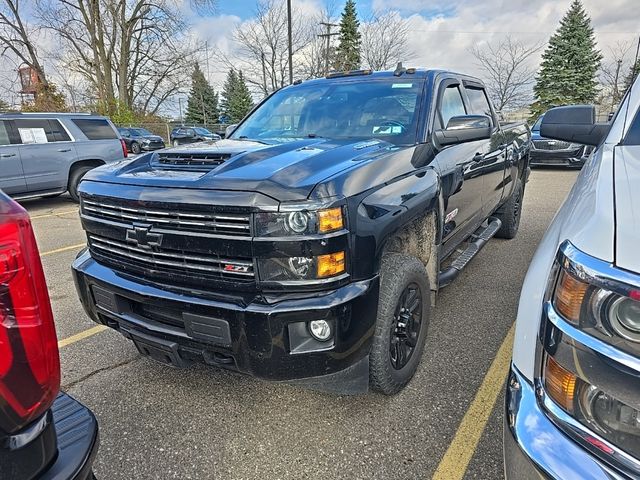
[504,76,640,479]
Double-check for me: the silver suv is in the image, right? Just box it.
[0,112,126,201]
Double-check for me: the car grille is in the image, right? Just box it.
[88,234,254,282]
[154,152,232,170]
[533,139,573,151]
[81,198,251,236]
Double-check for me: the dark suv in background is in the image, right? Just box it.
[169,126,220,146]
[0,113,126,201]
[530,114,593,168]
[0,191,99,479]
[117,127,165,154]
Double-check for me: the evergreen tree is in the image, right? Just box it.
[334,0,361,71]
[623,59,640,92]
[185,63,219,124]
[530,0,602,119]
[0,98,9,111]
[221,69,254,123]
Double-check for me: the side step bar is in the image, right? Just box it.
[438,217,502,288]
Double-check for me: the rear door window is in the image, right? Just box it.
[624,109,640,145]
[72,118,118,140]
[12,118,71,143]
[0,120,11,146]
[465,87,494,127]
[438,85,467,128]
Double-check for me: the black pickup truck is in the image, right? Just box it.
[72,68,531,395]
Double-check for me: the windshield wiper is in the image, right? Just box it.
[236,136,271,145]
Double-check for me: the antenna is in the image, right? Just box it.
[621,36,640,134]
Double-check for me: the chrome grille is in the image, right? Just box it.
[81,198,251,236]
[154,152,231,169]
[88,234,254,281]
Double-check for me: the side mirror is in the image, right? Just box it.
[225,124,238,138]
[434,115,492,147]
[540,105,608,147]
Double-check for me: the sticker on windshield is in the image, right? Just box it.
[372,126,402,134]
[391,83,413,89]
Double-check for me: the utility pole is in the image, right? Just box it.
[318,22,339,75]
[205,40,211,83]
[178,97,183,125]
[287,0,293,84]
[261,52,268,95]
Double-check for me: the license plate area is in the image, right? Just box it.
[125,328,190,367]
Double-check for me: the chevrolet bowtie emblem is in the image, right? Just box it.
[125,225,163,250]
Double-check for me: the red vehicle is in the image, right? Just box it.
[0,191,99,479]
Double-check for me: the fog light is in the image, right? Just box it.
[308,320,332,341]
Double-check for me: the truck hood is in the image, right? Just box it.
[84,137,396,202]
[614,145,640,273]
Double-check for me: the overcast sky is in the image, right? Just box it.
[2,0,638,111]
[193,0,639,90]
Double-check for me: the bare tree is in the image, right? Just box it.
[36,0,214,116]
[469,36,542,112]
[599,41,634,112]
[360,11,412,71]
[0,0,48,86]
[229,0,312,96]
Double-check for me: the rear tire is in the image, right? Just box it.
[68,166,94,202]
[494,178,523,239]
[369,253,430,395]
[130,142,141,154]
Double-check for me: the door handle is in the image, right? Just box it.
[472,153,484,162]
[57,148,72,152]
[0,153,16,158]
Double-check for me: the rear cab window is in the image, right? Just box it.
[72,118,118,140]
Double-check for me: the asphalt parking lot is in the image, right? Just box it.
[22,168,579,480]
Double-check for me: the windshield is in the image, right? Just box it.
[231,79,424,145]
[194,127,212,135]
[132,128,153,136]
[532,116,543,131]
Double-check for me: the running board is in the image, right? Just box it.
[438,217,502,288]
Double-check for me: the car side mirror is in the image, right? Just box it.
[540,105,608,147]
[225,124,238,138]
[434,115,492,147]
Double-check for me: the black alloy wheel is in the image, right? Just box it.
[389,283,423,370]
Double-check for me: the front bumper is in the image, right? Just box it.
[504,367,625,480]
[72,250,379,394]
[141,142,165,151]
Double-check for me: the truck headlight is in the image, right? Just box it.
[255,207,344,236]
[541,242,640,462]
[258,251,345,282]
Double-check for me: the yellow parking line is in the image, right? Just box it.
[40,243,86,257]
[30,209,78,220]
[432,324,515,480]
[58,325,108,349]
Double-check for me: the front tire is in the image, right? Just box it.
[494,178,523,239]
[130,142,141,154]
[370,254,430,395]
[68,166,94,202]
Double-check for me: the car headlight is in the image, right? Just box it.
[255,206,345,237]
[541,242,640,463]
[258,251,346,282]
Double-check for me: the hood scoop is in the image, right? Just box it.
[153,151,236,171]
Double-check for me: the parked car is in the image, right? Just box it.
[0,191,99,479]
[505,90,640,477]
[117,127,165,154]
[72,68,531,395]
[530,113,593,168]
[0,112,127,202]
[169,126,221,146]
